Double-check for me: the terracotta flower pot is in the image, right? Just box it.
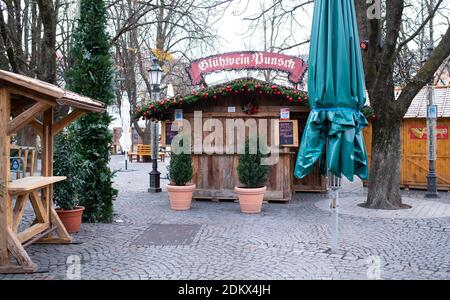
[56,206,85,233]
[167,184,196,211]
[235,186,267,214]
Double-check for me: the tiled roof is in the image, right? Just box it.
[404,86,450,119]
[367,86,450,119]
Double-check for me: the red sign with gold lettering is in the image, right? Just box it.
[410,126,448,140]
[187,51,307,85]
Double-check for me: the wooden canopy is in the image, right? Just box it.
[0,69,105,274]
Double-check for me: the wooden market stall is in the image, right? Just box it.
[363,86,450,191]
[0,70,105,274]
[153,78,327,202]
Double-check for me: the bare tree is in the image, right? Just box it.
[0,0,60,146]
[240,0,450,209]
[243,0,310,83]
[355,0,450,209]
[110,0,232,143]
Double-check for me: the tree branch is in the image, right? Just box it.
[397,25,450,116]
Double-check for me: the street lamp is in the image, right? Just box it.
[148,56,163,193]
[425,42,439,198]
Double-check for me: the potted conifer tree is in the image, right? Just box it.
[235,138,269,214]
[167,147,195,211]
[54,131,86,233]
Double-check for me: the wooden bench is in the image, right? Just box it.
[1,176,72,274]
[137,144,151,162]
[128,144,167,162]
[128,145,138,162]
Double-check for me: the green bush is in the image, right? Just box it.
[237,138,269,188]
[168,151,193,186]
[53,130,85,210]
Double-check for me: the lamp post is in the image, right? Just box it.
[148,56,162,193]
[425,42,439,199]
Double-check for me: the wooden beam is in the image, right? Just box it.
[12,195,28,232]
[56,98,104,113]
[7,102,51,135]
[0,81,57,106]
[0,88,11,267]
[23,227,57,248]
[52,109,85,135]
[36,207,72,244]
[0,264,37,274]
[18,223,50,244]
[6,228,37,270]
[43,109,55,241]
[29,119,43,137]
[29,191,48,223]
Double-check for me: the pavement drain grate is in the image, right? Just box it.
[132,224,202,246]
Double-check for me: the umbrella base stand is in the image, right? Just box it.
[117,153,137,172]
[330,191,339,254]
[117,169,138,173]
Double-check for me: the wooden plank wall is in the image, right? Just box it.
[176,95,327,201]
[363,118,450,190]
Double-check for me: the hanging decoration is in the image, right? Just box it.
[241,101,259,115]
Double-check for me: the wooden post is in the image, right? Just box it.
[0,88,11,267]
[0,89,37,273]
[37,108,72,244]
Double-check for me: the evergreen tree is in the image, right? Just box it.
[237,138,269,188]
[65,0,117,222]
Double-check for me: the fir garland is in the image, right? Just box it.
[135,79,309,121]
[135,78,375,121]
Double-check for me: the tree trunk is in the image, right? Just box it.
[143,123,151,145]
[365,117,407,210]
[37,0,57,84]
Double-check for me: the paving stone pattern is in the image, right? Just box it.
[1,155,449,280]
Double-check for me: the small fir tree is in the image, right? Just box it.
[237,138,269,188]
[168,144,193,186]
[65,0,117,222]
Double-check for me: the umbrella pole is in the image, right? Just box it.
[125,151,128,171]
[327,128,341,254]
[330,186,339,253]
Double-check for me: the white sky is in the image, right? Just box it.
[204,0,449,85]
[214,0,314,55]
[203,0,314,85]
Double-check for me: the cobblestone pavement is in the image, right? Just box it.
[1,155,449,280]
[316,196,450,219]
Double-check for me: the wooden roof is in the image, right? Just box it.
[0,69,105,112]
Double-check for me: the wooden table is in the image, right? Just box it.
[0,176,73,274]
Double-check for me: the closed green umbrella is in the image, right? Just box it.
[294,0,369,181]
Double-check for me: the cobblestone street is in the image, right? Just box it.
[1,155,449,280]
